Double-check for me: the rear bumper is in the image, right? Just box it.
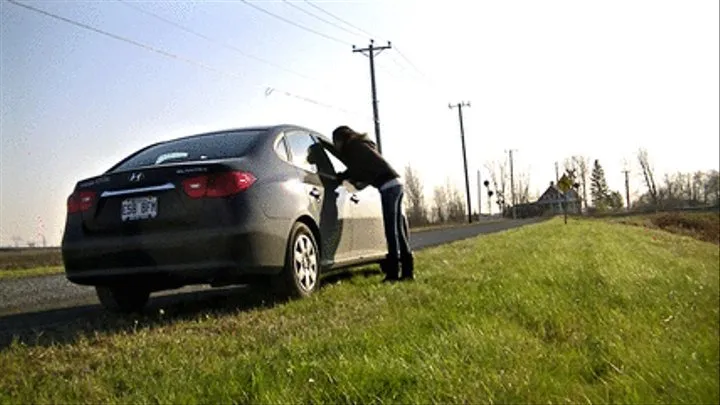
[62,226,288,287]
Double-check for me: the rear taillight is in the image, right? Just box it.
[182,171,256,199]
[182,176,208,199]
[67,190,96,214]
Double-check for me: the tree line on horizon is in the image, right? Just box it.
[402,148,720,227]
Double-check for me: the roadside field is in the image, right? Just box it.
[604,210,719,245]
[1,217,718,404]
[0,266,64,281]
[0,248,62,271]
[0,248,64,280]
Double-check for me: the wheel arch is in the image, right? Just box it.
[293,215,322,257]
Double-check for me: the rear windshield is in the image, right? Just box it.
[109,130,265,172]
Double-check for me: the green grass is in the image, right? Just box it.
[1,218,718,404]
[0,247,62,271]
[0,266,64,280]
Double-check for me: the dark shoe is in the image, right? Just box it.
[380,255,400,282]
[400,253,415,281]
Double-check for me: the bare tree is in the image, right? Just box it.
[565,156,590,210]
[403,165,428,226]
[432,185,449,223]
[684,173,693,201]
[677,172,692,201]
[657,171,697,206]
[445,179,466,222]
[633,169,719,208]
[705,170,720,205]
[661,173,676,202]
[514,172,531,204]
[637,148,658,206]
[691,171,705,203]
[484,160,509,211]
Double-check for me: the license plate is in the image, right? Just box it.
[121,196,158,222]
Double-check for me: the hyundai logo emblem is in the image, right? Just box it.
[129,172,144,182]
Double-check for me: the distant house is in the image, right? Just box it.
[503,182,583,218]
[535,182,581,214]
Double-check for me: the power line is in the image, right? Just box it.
[303,0,382,41]
[251,1,402,83]
[240,0,351,46]
[237,0,403,109]
[6,0,366,118]
[117,0,319,83]
[7,0,223,75]
[301,0,445,96]
[300,0,406,80]
[282,0,363,40]
[395,46,428,79]
[394,45,445,96]
[300,1,432,80]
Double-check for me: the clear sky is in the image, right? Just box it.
[1,0,718,246]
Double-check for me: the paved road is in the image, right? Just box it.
[0,218,541,347]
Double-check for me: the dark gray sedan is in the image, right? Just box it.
[61,125,388,312]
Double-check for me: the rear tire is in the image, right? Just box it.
[96,286,150,313]
[274,222,320,299]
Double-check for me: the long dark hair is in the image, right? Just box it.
[332,126,371,152]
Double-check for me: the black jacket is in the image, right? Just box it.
[336,135,399,189]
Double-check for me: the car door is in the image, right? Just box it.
[284,130,354,266]
[351,181,387,258]
[318,140,387,259]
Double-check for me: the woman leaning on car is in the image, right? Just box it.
[331,125,414,282]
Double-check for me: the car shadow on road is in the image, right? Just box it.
[0,285,287,350]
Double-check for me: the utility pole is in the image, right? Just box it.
[477,170,482,220]
[508,149,517,219]
[623,169,631,211]
[449,101,472,223]
[353,39,392,154]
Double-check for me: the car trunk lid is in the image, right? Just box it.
[74,160,254,235]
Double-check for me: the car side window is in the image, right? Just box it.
[323,145,347,174]
[274,134,289,161]
[284,130,317,173]
[308,143,337,177]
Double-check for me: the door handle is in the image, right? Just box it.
[350,194,360,203]
[309,188,322,199]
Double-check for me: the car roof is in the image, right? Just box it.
[157,124,331,143]
[105,124,336,173]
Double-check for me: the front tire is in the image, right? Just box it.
[96,286,150,313]
[274,222,320,299]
